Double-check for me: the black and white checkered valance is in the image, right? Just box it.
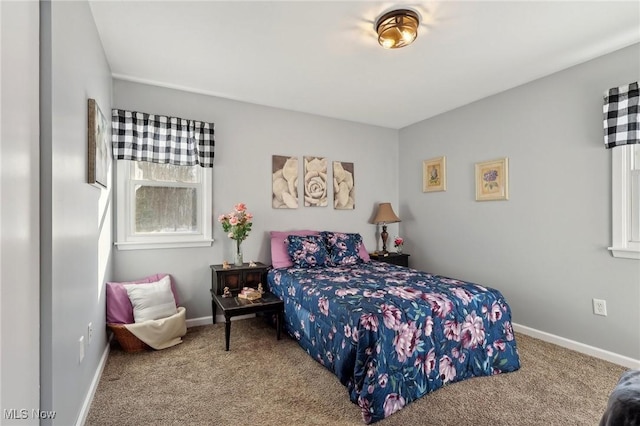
[603,81,638,149]
[112,109,215,167]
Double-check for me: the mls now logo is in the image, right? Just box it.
[4,409,56,420]
[3,409,28,419]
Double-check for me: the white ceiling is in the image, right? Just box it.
[89,1,640,129]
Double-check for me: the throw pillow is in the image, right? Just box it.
[286,234,330,268]
[321,231,364,266]
[270,230,320,268]
[123,275,177,323]
[106,273,180,324]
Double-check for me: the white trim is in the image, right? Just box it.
[115,161,213,250]
[608,247,640,260]
[75,340,111,426]
[513,322,640,369]
[185,315,213,328]
[115,239,213,251]
[185,314,258,328]
[610,145,640,259]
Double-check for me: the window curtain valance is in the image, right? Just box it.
[111,109,215,167]
[603,81,638,149]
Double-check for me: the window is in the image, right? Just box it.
[609,144,640,259]
[116,160,213,250]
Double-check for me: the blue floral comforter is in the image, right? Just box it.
[267,261,521,424]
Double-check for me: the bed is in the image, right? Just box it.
[267,231,521,423]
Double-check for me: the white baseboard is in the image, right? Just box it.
[75,339,111,426]
[513,322,640,369]
[186,316,214,327]
[186,314,257,328]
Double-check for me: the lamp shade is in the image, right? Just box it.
[372,202,401,224]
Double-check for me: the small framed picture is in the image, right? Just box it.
[475,158,509,201]
[88,98,110,188]
[423,156,446,192]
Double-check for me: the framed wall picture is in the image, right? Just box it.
[333,161,355,209]
[475,157,509,201]
[422,156,446,192]
[88,98,110,188]
[272,155,299,208]
[304,156,328,207]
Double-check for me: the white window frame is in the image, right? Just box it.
[115,160,213,250]
[609,144,640,259]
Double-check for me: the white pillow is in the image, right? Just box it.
[123,275,177,323]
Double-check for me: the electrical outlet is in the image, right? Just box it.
[79,336,85,363]
[87,322,93,345]
[593,298,607,316]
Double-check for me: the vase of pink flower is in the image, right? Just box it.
[218,203,253,266]
[394,236,404,254]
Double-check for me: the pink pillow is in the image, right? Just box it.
[106,273,180,324]
[270,230,319,268]
[358,241,371,262]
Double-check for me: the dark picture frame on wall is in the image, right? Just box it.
[88,98,110,188]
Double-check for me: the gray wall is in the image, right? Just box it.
[399,43,640,359]
[40,1,113,424]
[112,79,400,320]
[0,1,40,423]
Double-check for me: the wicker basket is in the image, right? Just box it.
[108,323,150,353]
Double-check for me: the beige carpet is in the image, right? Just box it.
[86,317,626,426]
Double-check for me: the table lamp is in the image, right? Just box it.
[372,202,401,253]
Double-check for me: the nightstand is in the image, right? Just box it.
[210,262,269,318]
[210,262,282,351]
[211,291,283,351]
[210,262,268,295]
[370,252,410,267]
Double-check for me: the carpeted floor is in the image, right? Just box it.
[86,317,626,426]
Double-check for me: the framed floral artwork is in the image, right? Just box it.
[272,155,298,208]
[304,156,328,207]
[422,156,446,192]
[333,161,355,209]
[475,157,509,201]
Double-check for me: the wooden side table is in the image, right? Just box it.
[211,292,283,351]
[210,262,282,350]
[369,252,410,267]
[210,262,268,294]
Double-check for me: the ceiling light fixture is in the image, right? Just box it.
[375,9,420,49]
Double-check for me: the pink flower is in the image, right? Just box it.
[380,304,402,330]
[220,203,252,242]
[422,293,453,318]
[383,394,405,418]
[489,301,503,323]
[424,316,433,337]
[444,320,460,341]
[344,324,351,338]
[451,287,473,305]
[393,320,422,362]
[460,312,486,349]
[387,286,422,300]
[378,373,389,388]
[318,297,329,316]
[360,313,379,332]
[363,289,385,298]
[439,355,456,383]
